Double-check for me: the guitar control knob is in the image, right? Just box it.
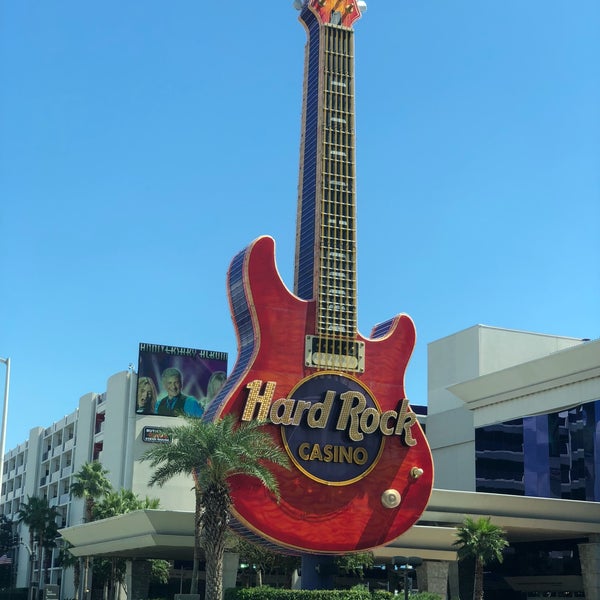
[381,489,401,509]
[410,467,424,479]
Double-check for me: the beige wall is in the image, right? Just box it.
[130,415,196,512]
[426,325,585,491]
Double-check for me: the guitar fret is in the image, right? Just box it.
[319,301,356,312]
[324,157,352,164]
[321,274,354,284]
[321,230,354,241]
[324,256,352,266]
[320,298,355,308]
[320,275,355,284]
[318,312,355,322]
[323,200,352,209]
[324,312,350,322]
[323,304,349,313]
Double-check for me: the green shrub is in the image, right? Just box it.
[225,586,440,600]
[226,587,374,600]
[370,590,393,600]
[0,589,28,600]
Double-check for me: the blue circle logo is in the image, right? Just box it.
[280,372,384,485]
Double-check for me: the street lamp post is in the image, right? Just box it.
[393,556,423,600]
[0,357,10,494]
[19,540,37,600]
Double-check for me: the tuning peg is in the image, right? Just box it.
[357,1,367,11]
[292,0,304,9]
[410,467,424,479]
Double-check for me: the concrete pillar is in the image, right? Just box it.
[291,569,301,590]
[447,561,460,600]
[125,559,151,600]
[223,552,239,595]
[415,561,449,600]
[578,542,600,600]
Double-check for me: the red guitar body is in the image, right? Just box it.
[206,236,433,554]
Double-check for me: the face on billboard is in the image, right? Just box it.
[135,343,227,418]
[137,377,158,414]
[163,374,182,398]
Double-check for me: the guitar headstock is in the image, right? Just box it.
[301,0,365,28]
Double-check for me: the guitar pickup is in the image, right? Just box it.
[305,335,365,372]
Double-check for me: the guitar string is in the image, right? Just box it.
[321,26,328,360]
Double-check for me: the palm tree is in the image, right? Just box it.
[70,461,112,523]
[17,496,43,587]
[453,516,509,600]
[39,512,59,585]
[17,496,60,588]
[143,414,290,600]
[70,461,112,599]
[91,488,159,521]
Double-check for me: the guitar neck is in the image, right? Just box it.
[295,7,359,341]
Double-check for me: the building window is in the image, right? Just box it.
[476,399,600,501]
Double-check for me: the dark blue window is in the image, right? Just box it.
[476,399,600,500]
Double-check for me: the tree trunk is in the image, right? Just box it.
[41,545,48,586]
[473,558,484,600]
[85,498,94,523]
[202,487,229,600]
[109,557,117,600]
[37,539,44,587]
[28,532,35,588]
[83,556,91,600]
[74,558,81,600]
[204,532,226,600]
[191,487,203,594]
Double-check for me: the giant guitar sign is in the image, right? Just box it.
[205,0,433,554]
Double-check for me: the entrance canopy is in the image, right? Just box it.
[60,488,600,562]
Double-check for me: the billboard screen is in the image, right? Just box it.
[135,343,227,417]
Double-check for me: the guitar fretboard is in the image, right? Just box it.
[318,24,357,338]
[296,9,358,345]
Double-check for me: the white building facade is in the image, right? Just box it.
[0,369,197,597]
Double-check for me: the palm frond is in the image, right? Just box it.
[142,413,289,498]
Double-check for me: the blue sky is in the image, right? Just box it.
[1,1,598,450]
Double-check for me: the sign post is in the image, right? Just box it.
[394,556,423,600]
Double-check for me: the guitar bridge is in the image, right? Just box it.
[305,335,365,372]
